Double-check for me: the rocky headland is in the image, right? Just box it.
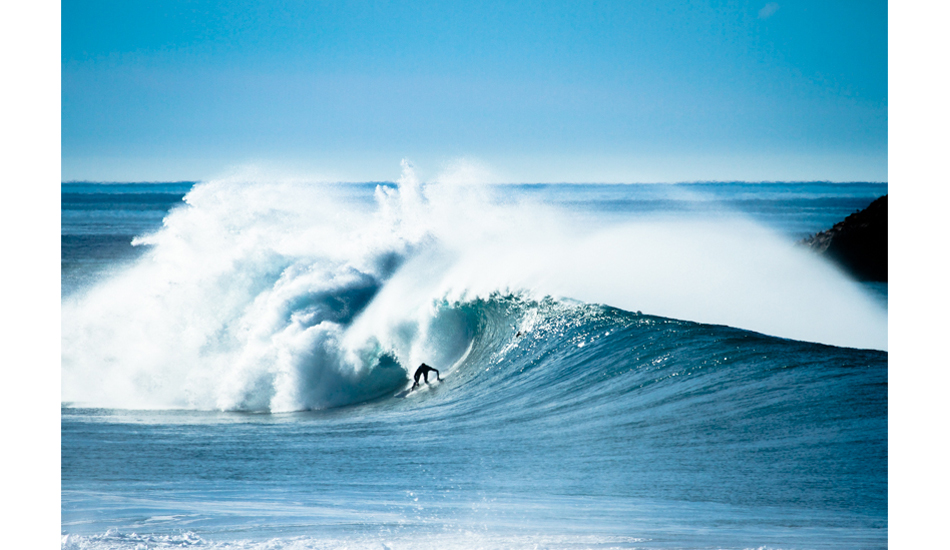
[799,195,887,282]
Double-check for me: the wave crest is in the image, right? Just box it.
[62,167,887,411]
[62,170,476,411]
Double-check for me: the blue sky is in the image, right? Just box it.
[61,0,887,182]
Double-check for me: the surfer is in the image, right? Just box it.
[411,363,440,390]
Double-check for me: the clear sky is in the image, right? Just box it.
[61,0,887,183]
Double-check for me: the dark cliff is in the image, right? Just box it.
[799,194,887,282]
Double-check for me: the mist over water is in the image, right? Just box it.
[63,164,885,412]
[64,169,883,413]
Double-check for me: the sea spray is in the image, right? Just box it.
[61,167,487,411]
[62,164,887,412]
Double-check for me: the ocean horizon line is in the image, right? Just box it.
[62,179,889,186]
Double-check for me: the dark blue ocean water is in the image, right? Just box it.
[61,180,887,549]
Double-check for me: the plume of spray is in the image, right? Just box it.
[62,161,886,411]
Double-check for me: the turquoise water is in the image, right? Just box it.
[61,180,887,549]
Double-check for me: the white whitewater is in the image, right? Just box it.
[61,163,887,411]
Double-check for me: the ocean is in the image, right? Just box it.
[61,171,887,549]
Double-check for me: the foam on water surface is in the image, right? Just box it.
[62,165,886,412]
[61,169,887,549]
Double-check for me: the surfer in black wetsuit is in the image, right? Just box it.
[411,363,440,390]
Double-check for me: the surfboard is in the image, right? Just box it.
[394,378,442,398]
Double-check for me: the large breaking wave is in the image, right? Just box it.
[61,163,887,411]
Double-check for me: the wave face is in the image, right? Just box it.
[61,294,887,548]
[62,168,886,412]
[61,172,887,548]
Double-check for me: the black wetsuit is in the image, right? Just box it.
[411,363,440,389]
